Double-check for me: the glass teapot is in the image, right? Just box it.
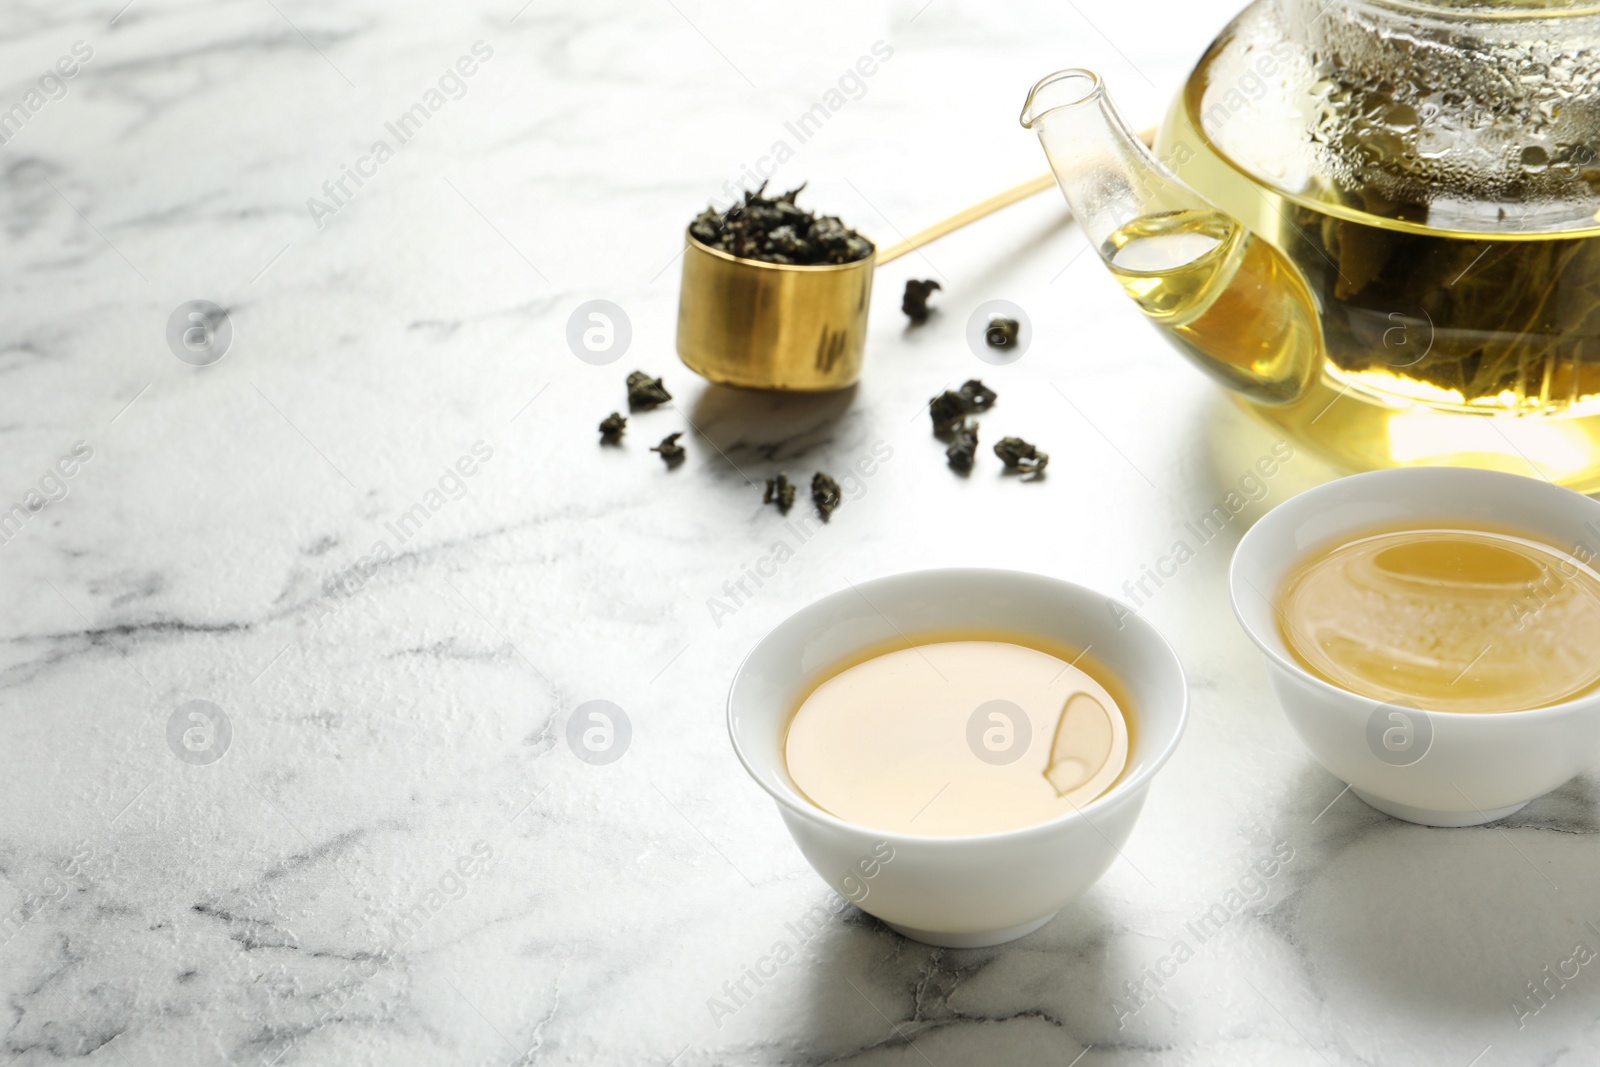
[1022,0,1600,490]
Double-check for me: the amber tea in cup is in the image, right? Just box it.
[783,630,1136,836]
[1277,521,1600,713]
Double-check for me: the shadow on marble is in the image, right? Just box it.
[685,383,859,466]
[1498,775,1600,835]
[1280,763,1600,1021]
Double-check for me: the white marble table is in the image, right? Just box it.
[2,1,1596,1064]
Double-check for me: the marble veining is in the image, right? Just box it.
[0,0,1596,1063]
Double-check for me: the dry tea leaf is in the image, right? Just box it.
[928,379,998,434]
[985,317,1020,348]
[994,436,1048,475]
[945,419,978,472]
[959,379,997,412]
[598,412,626,441]
[627,371,672,410]
[764,472,796,513]
[811,472,842,521]
[902,279,942,324]
[929,390,968,434]
[651,432,685,465]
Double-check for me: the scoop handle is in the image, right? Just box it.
[872,128,1155,268]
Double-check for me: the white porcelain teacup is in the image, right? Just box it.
[1230,467,1600,826]
[728,568,1188,948]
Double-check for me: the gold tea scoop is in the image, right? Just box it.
[676,130,1154,393]
[675,174,1056,392]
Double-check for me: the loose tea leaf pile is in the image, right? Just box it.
[888,282,1045,477]
[994,436,1048,474]
[902,279,942,324]
[929,379,999,434]
[811,472,843,521]
[764,472,796,514]
[627,371,672,410]
[598,372,683,470]
[690,182,873,266]
[923,379,1041,476]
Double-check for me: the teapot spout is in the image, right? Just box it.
[1021,69,1322,406]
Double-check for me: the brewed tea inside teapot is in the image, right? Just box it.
[1025,0,1600,490]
